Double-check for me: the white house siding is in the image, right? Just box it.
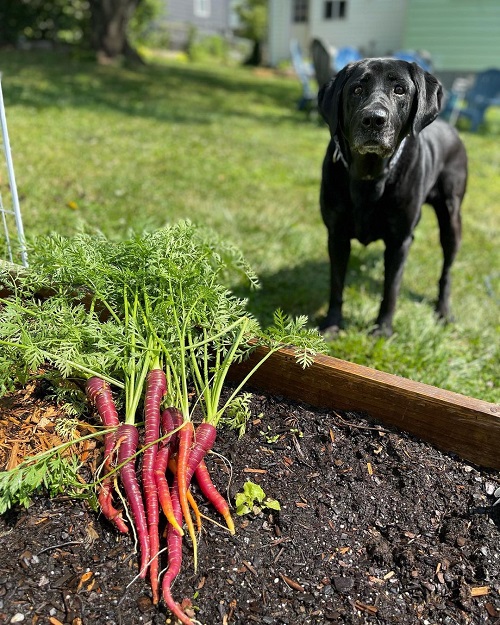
[165,0,232,49]
[268,0,293,65]
[269,0,408,66]
[310,0,407,58]
[403,0,500,72]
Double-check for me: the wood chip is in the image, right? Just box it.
[77,571,93,591]
[471,586,490,597]
[367,462,373,475]
[354,600,378,614]
[243,468,267,474]
[49,618,65,625]
[485,602,499,617]
[6,441,19,471]
[196,576,206,590]
[280,573,305,592]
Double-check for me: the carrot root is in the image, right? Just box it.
[177,421,197,568]
[195,458,235,535]
[116,423,150,578]
[86,377,128,533]
[162,476,194,625]
[155,408,184,536]
[143,368,167,603]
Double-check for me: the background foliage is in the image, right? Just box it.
[0,0,160,50]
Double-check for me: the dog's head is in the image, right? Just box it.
[318,58,443,158]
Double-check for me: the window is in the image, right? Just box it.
[293,0,309,23]
[324,1,347,20]
[194,0,211,18]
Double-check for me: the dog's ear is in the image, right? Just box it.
[318,65,352,135]
[408,62,443,136]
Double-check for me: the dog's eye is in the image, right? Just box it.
[394,85,405,95]
[353,86,363,95]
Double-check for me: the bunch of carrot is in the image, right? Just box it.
[0,223,324,624]
[86,371,234,624]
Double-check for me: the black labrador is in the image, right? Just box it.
[318,58,467,337]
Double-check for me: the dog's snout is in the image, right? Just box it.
[361,108,388,129]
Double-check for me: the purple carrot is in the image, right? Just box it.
[142,368,167,603]
[116,423,150,578]
[85,377,128,533]
[161,475,194,625]
[195,458,235,534]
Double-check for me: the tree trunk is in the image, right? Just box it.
[89,0,143,63]
[244,41,262,66]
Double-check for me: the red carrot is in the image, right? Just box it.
[185,422,217,484]
[195,458,235,535]
[142,368,167,604]
[155,407,184,536]
[85,377,128,534]
[116,423,150,578]
[162,476,194,625]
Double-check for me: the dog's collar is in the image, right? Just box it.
[332,135,408,173]
[332,135,349,168]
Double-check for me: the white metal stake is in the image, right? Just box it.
[0,73,28,267]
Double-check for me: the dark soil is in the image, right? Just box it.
[1,385,499,625]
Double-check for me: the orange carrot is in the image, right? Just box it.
[177,420,196,567]
[155,407,183,536]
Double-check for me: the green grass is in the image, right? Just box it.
[0,49,498,402]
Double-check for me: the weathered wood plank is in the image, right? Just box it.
[228,347,500,470]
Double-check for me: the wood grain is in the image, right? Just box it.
[228,346,500,469]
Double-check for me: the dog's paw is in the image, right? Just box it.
[435,303,454,324]
[370,323,393,338]
[320,324,341,341]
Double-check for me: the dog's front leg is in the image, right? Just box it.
[320,228,351,338]
[374,236,413,336]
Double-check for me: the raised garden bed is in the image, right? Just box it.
[1,350,499,625]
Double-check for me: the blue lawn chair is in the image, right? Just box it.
[450,68,500,131]
[393,50,433,73]
[334,46,362,72]
[290,39,316,111]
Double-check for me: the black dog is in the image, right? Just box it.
[318,58,467,336]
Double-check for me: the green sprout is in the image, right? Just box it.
[235,480,281,516]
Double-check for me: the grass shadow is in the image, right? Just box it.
[234,245,440,330]
[2,50,305,127]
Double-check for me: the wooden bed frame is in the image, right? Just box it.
[228,346,500,470]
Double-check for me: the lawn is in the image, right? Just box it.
[0,49,498,402]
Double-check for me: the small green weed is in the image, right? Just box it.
[235,481,281,516]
